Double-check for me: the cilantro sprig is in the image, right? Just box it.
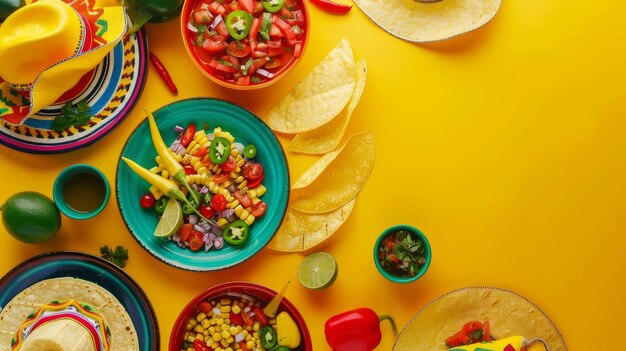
[392,231,426,275]
[52,100,94,131]
[100,245,129,268]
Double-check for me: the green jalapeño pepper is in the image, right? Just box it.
[202,192,212,206]
[0,0,24,21]
[222,220,250,246]
[183,190,201,214]
[226,10,253,40]
[154,197,168,213]
[209,137,231,165]
[243,144,257,159]
[259,326,277,350]
[261,0,285,13]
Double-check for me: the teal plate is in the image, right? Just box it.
[116,98,290,271]
[0,251,159,350]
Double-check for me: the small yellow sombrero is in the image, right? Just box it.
[0,0,127,125]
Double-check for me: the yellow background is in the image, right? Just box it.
[1,0,625,350]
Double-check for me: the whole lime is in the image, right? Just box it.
[1,191,61,243]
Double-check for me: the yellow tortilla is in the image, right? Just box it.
[268,199,355,252]
[393,287,568,351]
[354,0,502,43]
[290,59,368,155]
[290,131,375,213]
[0,277,139,351]
[263,39,356,134]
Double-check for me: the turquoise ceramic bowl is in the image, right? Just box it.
[116,98,289,271]
[53,164,110,220]
[374,225,431,283]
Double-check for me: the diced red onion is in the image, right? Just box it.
[256,69,275,79]
[243,306,251,313]
[203,234,213,252]
[209,15,223,31]
[188,214,199,225]
[214,239,223,249]
[174,125,184,133]
[227,291,243,298]
[194,224,206,233]
[235,333,245,343]
[242,295,254,304]
[199,186,209,194]
[207,133,215,141]
[213,307,221,315]
[187,22,198,33]
[234,142,244,155]
[208,233,217,241]
[210,224,222,236]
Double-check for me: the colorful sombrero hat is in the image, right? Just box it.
[0,278,139,350]
[0,0,127,125]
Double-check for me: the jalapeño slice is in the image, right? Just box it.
[226,10,253,40]
[209,136,231,165]
[261,0,285,13]
[222,220,250,246]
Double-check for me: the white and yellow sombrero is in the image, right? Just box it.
[0,0,127,125]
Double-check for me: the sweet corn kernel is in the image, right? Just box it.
[189,319,198,327]
[194,325,204,333]
[185,323,193,331]
[213,333,222,342]
[253,322,260,331]
[231,304,241,314]
[221,330,230,339]
[186,335,196,343]
[221,306,231,313]
[246,341,254,349]
[209,326,216,334]
[217,218,229,228]
[216,318,224,326]
[226,336,234,343]
[195,333,204,341]
[225,347,233,351]
[220,339,229,348]
[187,348,194,351]
[203,330,210,336]
[244,215,255,225]
[224,318,231,325]
[202,319,211,328]
[229,326,238,335]
[197,313,207,322]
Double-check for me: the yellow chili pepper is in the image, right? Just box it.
[121,157,208,220]
[276,311,301,348]
[145,108,199,204]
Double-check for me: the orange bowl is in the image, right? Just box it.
[180,0,310,90]
[168,281,313,350]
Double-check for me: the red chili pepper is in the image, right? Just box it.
[309,0,352,14]
[149,51,178,95]
[324,308,397,351]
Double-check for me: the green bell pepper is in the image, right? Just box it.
[0,0,24,21]
[124,0,183,33]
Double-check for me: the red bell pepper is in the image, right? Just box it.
[324,308,397,351]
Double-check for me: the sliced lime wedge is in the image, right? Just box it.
[153,197,183,238]
[298,252,338,290]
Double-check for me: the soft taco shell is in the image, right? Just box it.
[354,0,502,43]
[263,38,356,134]
[290,59,368,155]
[290,131,375,213]
[393,287,567,351]
[268,199,356,252]
[0,277,139,350]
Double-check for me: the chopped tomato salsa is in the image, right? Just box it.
[186,0,307,86]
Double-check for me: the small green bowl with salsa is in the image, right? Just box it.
[374,224,431,284]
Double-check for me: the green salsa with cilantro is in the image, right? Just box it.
[378,230,427,278]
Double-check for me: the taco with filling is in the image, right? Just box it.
[393,287,567,351]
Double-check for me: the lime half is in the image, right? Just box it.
[298,252,338,290]
[153,198,183,238]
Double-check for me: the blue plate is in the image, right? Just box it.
[0,251,159,350]
[116,98,290,271]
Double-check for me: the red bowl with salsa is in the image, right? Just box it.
[374,225,431,284]
[169,281,313,351]
[181,0,309,90]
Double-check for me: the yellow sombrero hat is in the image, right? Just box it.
[0,0,127,125]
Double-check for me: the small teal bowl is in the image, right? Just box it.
[53,164,110,220]
[116,98,290,271]
[374,225,431,284]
